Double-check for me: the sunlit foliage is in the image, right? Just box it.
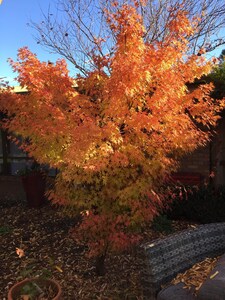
[1,2,224,264]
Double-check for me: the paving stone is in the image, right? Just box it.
[157,282,196,300]
[197,253,225,300]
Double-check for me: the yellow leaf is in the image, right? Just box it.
[55,265,63,273]
[210,271,219,279]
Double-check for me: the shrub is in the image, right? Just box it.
[151,214,173,234]
[165,184,225,223]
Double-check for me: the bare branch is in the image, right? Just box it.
[30,0,225,74]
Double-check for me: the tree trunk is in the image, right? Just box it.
[95,254,106,276]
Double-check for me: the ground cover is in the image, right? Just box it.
[0,198,199,299]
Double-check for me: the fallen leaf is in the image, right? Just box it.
[16,247,25,258]
[210,271,219,279]
[55,265,63,273]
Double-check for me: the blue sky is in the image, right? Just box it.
[1,0,225,86]
[0,0,74,85]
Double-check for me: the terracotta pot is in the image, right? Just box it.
[22,172,46,208]
[8,277,62,300]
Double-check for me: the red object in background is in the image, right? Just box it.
[171,172,203,186]
[21,172,46,208]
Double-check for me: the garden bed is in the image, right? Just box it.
[0,198,198,299]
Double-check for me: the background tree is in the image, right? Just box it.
[31,0,225,76]
[1,2,225,274]
[208,49,225,99]
[219,49,225,62]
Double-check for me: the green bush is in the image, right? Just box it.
[0,225,13,235]
[165,184,225,224]
[151,214,173,234]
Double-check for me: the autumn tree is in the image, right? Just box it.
[1,2,225,274]
[31,0,225,76]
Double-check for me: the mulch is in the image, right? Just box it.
[171,256,219,294]
[0,198,199,300]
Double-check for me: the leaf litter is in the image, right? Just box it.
[171,256,219,294]
[0,198,201,299]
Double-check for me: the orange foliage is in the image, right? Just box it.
[1,2,224,257]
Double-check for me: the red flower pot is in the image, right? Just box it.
[21,172,46,208]
[8,277,62,300]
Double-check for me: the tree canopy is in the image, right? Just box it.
[1,1,225,273]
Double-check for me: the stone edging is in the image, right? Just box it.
[139,223,225,300]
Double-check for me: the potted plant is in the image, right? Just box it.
[17,161,47,208]
[8,250,62,300]
[8,277,62,300]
